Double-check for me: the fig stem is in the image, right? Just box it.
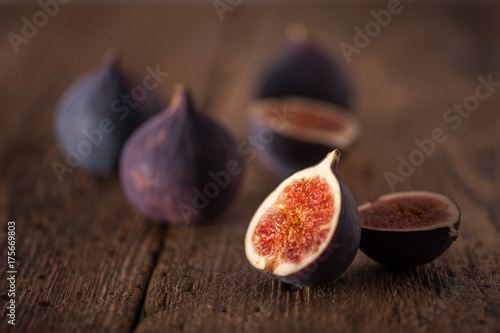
[286,23,309,43]
[170,84,195,115]
[171,84,185,107]
[102,48,120,65]
[331,149,341,170]
[448,226,459,240]
[318,149,341,171]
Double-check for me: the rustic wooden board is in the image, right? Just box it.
[0,2,499,333]
[0,3,223,333]
[136,3,500,333]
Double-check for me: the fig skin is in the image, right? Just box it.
[119,86,245,224]
[248,118,340,179]
[245,150,361,286]
[359,192,461,268]
[54,51,163,175]
[250,27,357,179]
[248,97,360,179]
[257,39,351,108]
[360,226,460,268]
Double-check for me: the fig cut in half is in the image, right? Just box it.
[248,97,361,178]
[358,191,461,268]
[245,149,360,286]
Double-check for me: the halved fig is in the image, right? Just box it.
[248,97,360,178]
[245,149,360,286]
[358,191,461,268]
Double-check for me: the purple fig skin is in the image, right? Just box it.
[359,193,461,268]
[249,119,333,178]
[360,221,460,268]
[119,87,245,224]
[257,40,351,109]
[54,52,163,175]
[246,150,360,286]
[247,99,360,179]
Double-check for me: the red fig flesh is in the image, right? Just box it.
[248,97,360,178]
[245,150,360,286]
[359,191,461,268]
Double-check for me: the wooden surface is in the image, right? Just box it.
[1,2,499,333]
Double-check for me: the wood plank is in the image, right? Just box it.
[0,2,499,333]
[135,2,500,333]
[0,3,223,332]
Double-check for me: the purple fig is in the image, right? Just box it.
[54,50,163,175]
[250,25,360,179]
[257,24,351,108]
[245,149,360,286]
[358,191,461,268]
[248,97,360,178]
[119,85,245,224]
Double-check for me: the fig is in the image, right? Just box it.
[248,97,360,178]
[245,149,360,286]
[119,85,244,224]
[250,25,360,178]
[358,191,461,268]
[257,24,351,108]
[54,50,163,175]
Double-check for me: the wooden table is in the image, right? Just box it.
[1,2,499,332]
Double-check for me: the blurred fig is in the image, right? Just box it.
[257,23,351,108]
[245,149,360,286]
[54,50,163,175]
[248,97,360,178]
[251,24,360,178]
[359,191,461,268]
[120,85,245,224]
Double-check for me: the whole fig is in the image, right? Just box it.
[257,24,351,108]
[54,50,163,175]
[120,86,245,224]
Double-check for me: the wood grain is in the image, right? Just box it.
[0,3,222,333]
[0,2,499,333]
[136,3,500,333]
